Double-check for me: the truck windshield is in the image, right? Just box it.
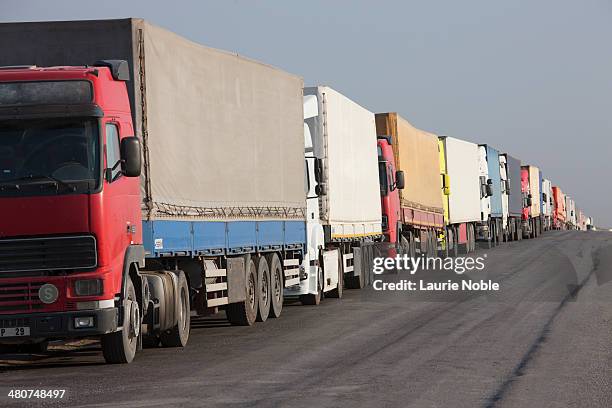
[0,118,99,196]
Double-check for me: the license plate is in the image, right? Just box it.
[0,326,30,337]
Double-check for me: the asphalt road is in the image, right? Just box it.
[1,230,612,408]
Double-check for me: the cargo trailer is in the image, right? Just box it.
[541,178,553,231]
[521,165,542,238]
[565,195,576,229]
[552,186,566,229]
[439,136,481,253]
[500,153,523,241]
[302,86,381,291]
[476,145,503,247]
[375,113,448,257]
[0,18,310,363]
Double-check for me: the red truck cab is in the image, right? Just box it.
[377,136,403,245]
[0,62,144,360]
[520,167,534,238]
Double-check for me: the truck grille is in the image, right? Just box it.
[0,281,45,313]
[0,235,97,273]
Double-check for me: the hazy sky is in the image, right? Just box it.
[3,0,611,226]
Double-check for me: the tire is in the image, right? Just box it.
[254,256,271,322]
[299,267,322,306]
[160,270,190,348]
[327,250,343,299]
[226,258,258,326]
[451,227,459,257]
[266,253,283,318]
[101,275,139,364]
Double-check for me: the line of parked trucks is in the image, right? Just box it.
[0,19,593,363]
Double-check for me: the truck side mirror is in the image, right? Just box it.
[486,184,493,197]
[314,158,323,183]
[527,197,532,206]
[315,183,326,196]
[442,173,450,195]
[121,137,142,177]
[395,170,405,190]
[505,180,510,192]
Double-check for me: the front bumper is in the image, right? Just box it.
[0,308,118,341]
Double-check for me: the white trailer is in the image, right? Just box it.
[440,136,481,253]
[301,86,381,293]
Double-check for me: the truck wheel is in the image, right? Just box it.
[255,256,271,322]
[300,268,323,306]
[160,271,190,347]
[101,276,139,364]
[327,250,343,299]
[267,253,283,318]
[226,258,258,326]
[266,254,285,317]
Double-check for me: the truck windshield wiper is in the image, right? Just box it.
[2,174,77,192]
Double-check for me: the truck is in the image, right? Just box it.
[476,145,503,247]
[500,153,522,241]
[375,113,448,257]
[541,178,553,231]
[521,165,541,238]
[439,136,481,253]
[552,186,566,229]
[0,18,310,363]
[586,216,595,230]
[299,86,381,294]
[578,210,586,231]
[565,196,576,229]
[375,132,403,254]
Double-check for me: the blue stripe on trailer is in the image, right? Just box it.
[257,221,284,251]
[227,221,257,254]
[142,220,306,258]
[193,221,226,255]
[285,221,306,249]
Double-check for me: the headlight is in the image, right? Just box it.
[74,279,103,296]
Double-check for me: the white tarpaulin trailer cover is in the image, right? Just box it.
[441,136,481,225]
[304,86,382,238]
[0,19,306,221]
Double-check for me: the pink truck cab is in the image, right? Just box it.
[377,136,404,247]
